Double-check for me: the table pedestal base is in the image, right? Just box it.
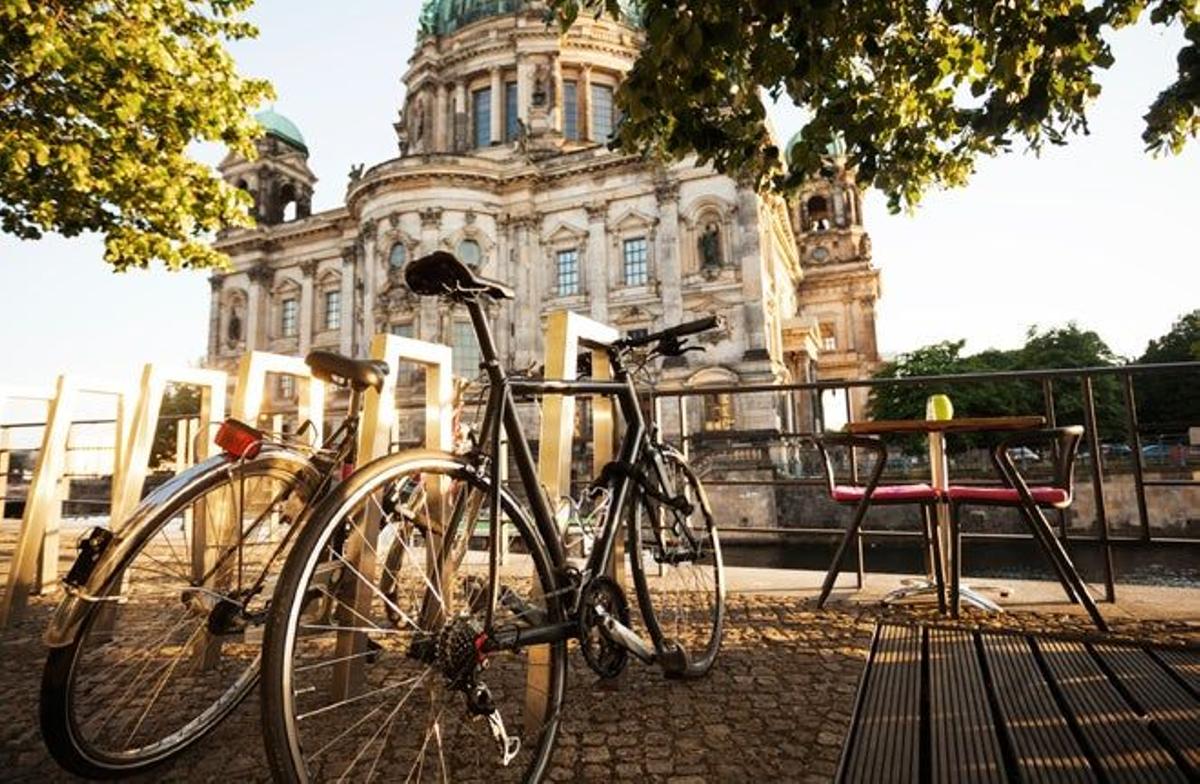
[883,579,1002,613]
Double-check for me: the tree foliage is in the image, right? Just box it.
[868,324,1124,452]
[551,0,1199,210]
[151,384,201,468]
[0,0,273,271]
[1134,309,1200,431]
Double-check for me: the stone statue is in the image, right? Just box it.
[860,234,872,258]
[348,163,364,182]
[699,222,722,270]
[227,306,242,345]
[532,62,552,107]
[410,98,425,144]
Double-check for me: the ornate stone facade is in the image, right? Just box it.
[207,1,881,433]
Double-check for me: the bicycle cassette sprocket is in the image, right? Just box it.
[578,576,630,679]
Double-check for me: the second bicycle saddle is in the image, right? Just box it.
[405,251,515,301]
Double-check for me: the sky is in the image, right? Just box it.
[0,1,1197,392]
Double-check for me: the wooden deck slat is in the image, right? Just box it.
[841,625,1197,784]
[928,628,1006,783]
[843,623,922,784]
[1153,649,1200,700]
[982,632,1097,783]
[1036,639,1187,784]
[1095,645,1200,777]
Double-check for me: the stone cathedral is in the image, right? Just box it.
[206,0,881,439]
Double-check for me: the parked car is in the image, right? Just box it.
[1008,446,1041,462]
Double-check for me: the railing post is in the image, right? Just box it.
[1121,373,1151,543]
[1041,377,1070,540]
[1080,375,1115,602]
[845,386,864,589]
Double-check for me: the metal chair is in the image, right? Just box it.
[946,425,1108,630]
[813,434,945,610]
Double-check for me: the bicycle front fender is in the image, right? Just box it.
[43,449,317,648]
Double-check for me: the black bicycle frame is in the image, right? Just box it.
[461,298,673,648]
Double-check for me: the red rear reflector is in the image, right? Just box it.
[215,418,263,459]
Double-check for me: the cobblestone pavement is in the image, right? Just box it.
[3,590,1195,784]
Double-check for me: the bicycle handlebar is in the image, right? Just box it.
[616,314,724,349]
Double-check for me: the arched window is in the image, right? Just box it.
[279,182,298,222]
[806,195,830,231]
[457,238,482,266]
[389,242,407,268]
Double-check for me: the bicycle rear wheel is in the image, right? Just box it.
[261,452,566,783]
[40,450,317,778]
[627,449,725,677]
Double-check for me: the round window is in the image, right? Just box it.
[457,239,482,266]
[388,243,407,268]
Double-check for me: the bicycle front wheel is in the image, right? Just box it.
[40,449,318,778]
[261,452,567,783]
[628,449,725,678]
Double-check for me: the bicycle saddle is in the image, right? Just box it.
[404,251,515,300]
[305,350,389,393]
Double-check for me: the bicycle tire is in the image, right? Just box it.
[261,450,567,783]
[40,450,318,778]
[627,448,725,678]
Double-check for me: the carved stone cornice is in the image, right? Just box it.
[654,180,680,204]
[247,262,274,285]
[419,207,443,228]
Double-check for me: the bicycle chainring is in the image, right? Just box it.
[578,576,630,679]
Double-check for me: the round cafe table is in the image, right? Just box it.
[844,416,1046,611]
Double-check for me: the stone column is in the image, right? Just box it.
[246,263,273,351]
[418,208,443,341]
[654,181,683,327]
[339,249,355,354]
[552,56,564,132]
[207,275,224,359]
[298,260,316,355]
[489,67,502,145]
[580,65,593,141]
[516,55,531,125]
[454,81,467,151]
[736,186,767,355]
[356,235,375,341]
[843,300,857,352]
[585,203,608,323]
[434,82,449,152]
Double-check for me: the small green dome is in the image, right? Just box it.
[255,109,307,153]
[785,129,846,167]
[419,0,640,38]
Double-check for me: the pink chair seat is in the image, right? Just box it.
[946,485,1069,506]
[831,483,940,503]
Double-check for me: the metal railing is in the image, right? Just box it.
[648,361,1200,599]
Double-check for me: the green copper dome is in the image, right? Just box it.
[785,129,846,167]
[418,0,640,38]
[255,109,307,153]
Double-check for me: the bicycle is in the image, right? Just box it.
[38,349,411,778]
[259,250,726,782]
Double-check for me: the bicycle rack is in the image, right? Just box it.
[0,379,126,626]
[331,333,454,699]
[528,310,620,718]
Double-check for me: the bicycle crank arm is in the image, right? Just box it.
[593,605,655,664]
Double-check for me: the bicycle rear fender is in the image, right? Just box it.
[43,449,319,648]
